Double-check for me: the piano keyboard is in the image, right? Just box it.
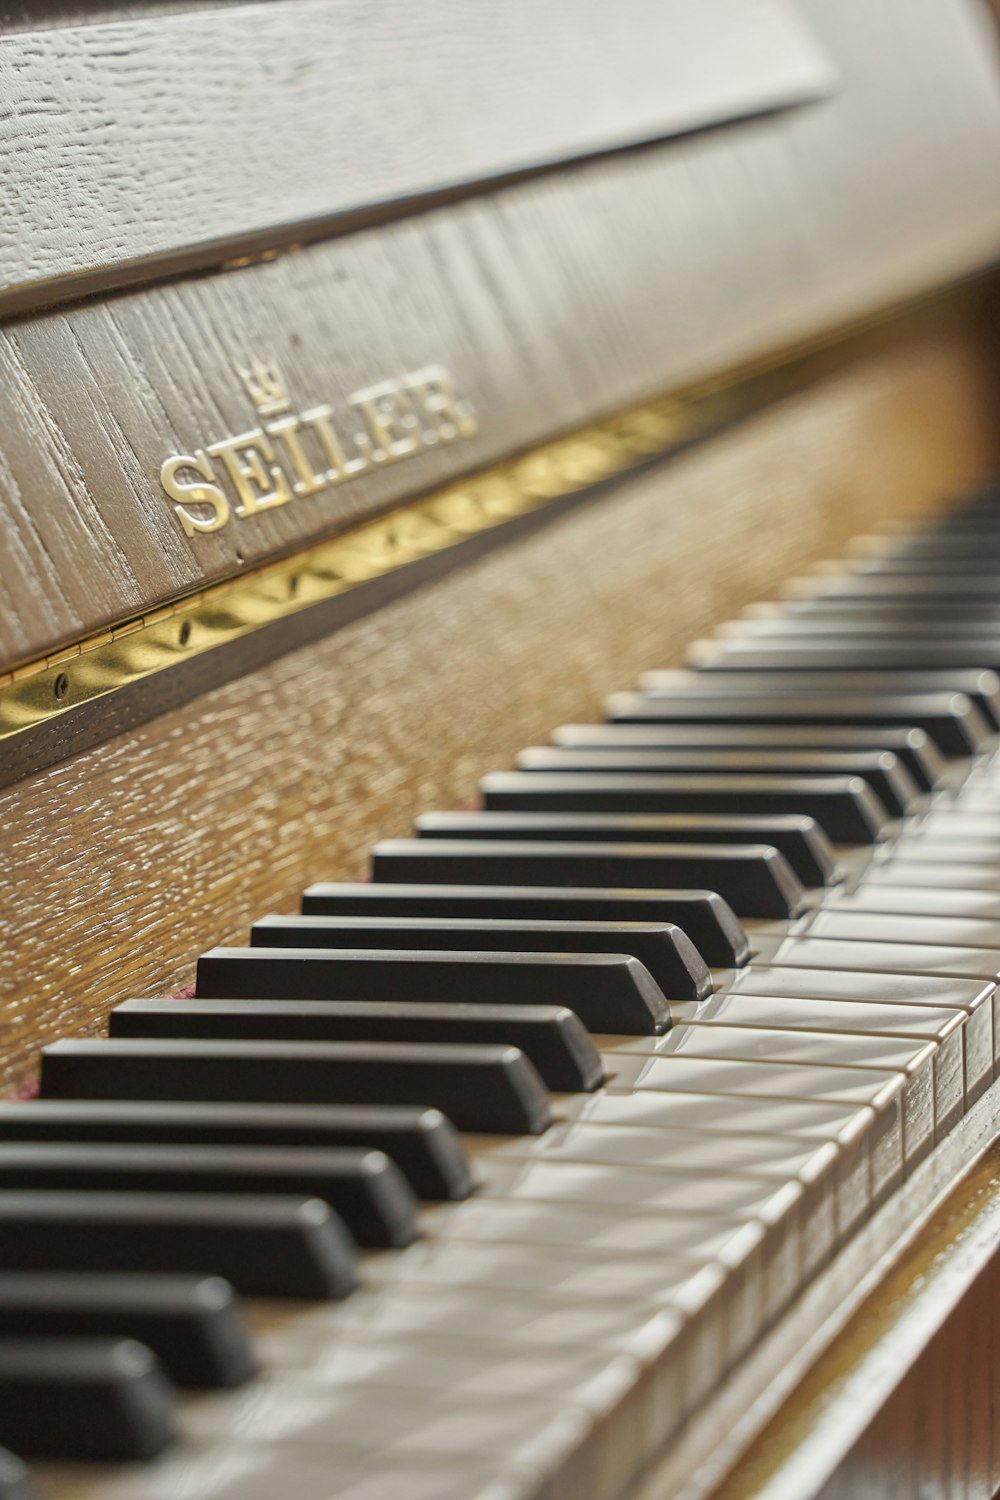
[8,485,1000,1500]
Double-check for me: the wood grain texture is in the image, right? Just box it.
[1,312,999,1097]
[2,0,1000,669]
[0,0,833,303]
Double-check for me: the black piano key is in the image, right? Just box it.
[0,1190,356,1300]
[370,838,805,919]
[480,771,890,845]
[604,690,989,756]
[299,882,750,967]
[111,998,604,1094]
[40,1037,553,1136]
[414,809,836,887]
[0,1273,255,1389]
[0,1448,30,1500]
[250,911,711,1001]
[511,747,919,816]
[197,945,670,1035]
[0,1338,177,1462]
[0,1099,470,1203]
[549,723,945,791]
[0,1141,418,1251]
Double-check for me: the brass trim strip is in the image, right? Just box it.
[0,274,988,747]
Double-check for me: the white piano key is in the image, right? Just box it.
[35,1445,548,1500]
[600,1053,908,1190]
[363,1237,709,1304]
[661,994,970,1127]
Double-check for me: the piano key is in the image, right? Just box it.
[0,1337,177,1462]
[480,771,890,845]
[175,1380,598,1482]
[786,573,1000,602]
[728,964,995,1023]
[862,858,1000,889]
[365,1235,713,1305]
[0,1272,255,1389]
[111,998,605,1095]
[197,945,672,1034]
[665,995,969,1130]
[370,838,806,918]
[0,1450,29,1500]
[644,666,1000,728]
[512,748,919,817]
[676,991,966,1046]
[717,613,1000,637]
[782,598,1000,625]
[563,1085,874,1141]
[870,841,1000,869]
[0,1099,471,1202]
[804,908,1000,953]
[40,1037,553,1136]
[299,881,751,967]
[249,911,712,1002]
[416,814,839,893]
[550,723,945,790]
[675,659,1000,718]
[474,1149,793,1218]
[604,690,989,756]
[852,557,1000,574]
[757,934,1000,985]
[606,1049,927,1167]
[906,812,1000,839]
[0,1191,356,1300]
[0,1141,418,1250]
[831,883,1000,922]
[482,1117,831,1179]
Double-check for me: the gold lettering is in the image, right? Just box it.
[160,450,231,537]
[264,414,330,497]
[348,378,422,465]
[404,365,477,444]
[161,361,476,538]
[300,404,369,479]
[207,430,292,517]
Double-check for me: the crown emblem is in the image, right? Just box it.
[237,354,291,417]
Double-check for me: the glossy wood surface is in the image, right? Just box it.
[2,311,999,1097]
[2,0,1000,670]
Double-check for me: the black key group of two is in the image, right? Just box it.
[4,488,1000,1481]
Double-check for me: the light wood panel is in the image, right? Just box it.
[1,0,1000,670]
[2,311,999,1096]
[0,0,832,304]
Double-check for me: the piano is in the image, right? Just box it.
[3,1,1000,1495]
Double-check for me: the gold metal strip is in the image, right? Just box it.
[0,275,987,747]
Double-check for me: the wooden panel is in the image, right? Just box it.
[1,309,998,1096]
[0,0,834,307]
[2,0,1000,671]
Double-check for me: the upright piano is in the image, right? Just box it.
[4,2,1000,1496]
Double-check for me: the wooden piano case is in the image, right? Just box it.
[3,1,1000,1495]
